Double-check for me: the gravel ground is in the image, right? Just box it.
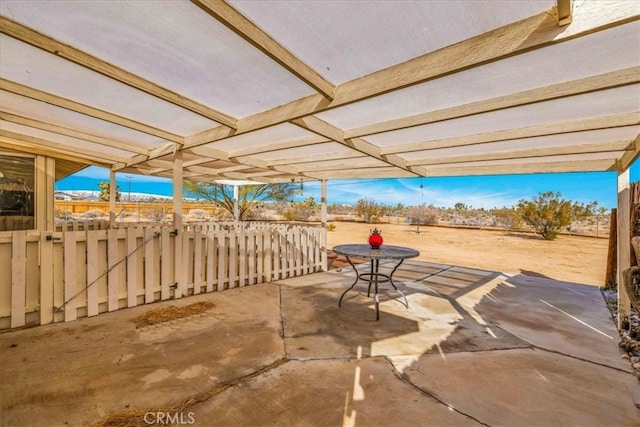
[602,289,640,381]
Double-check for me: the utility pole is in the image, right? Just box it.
[126,176,132,201]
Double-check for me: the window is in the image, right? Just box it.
[0,155,35,231]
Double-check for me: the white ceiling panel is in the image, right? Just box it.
[0,0,637,181]
[400,127,640,160]
[0,90,167,148]
[0,0,314,118]
[1,121,136,159]
[230,0,554,84]
[205,123,317,153]
[318,21,640,130]
[254,142,355,161]
[425,151,622,169]
[366,86,640,147]
[0,36,221,135]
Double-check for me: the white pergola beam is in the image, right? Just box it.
[348,67,639,138]
[382,113,640,155]
[291,115,418,176]
[0,130,122,164]
[618,132,640,171]
[0,15,237,128]
[191,0,335,99]
[0,111,150,155]
[406,141,632,167]
[414,159,616,176]
[226,135,328,158]
[1,78,183,143]
[181,3,638,154]
[556,0,573,26]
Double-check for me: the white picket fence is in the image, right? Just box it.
[0,222,326,329]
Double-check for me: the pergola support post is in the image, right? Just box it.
[617,168,631,329]
[321,179,328,271]
[109,169,116,228]
[173,151,184,298]
[35,155,55,231]
[233,184,239,223]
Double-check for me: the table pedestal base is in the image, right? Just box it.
[338,256,408,320]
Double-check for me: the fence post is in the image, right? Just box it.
[107,228,119,311]
[63,231,77,322]
[126,228,138,307]
[217,230,226,291]
[144,228,156,304]
[40,231,54,325]
[86,230,99,317]
[11,231,27,328]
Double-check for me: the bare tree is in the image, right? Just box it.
[184,181,299,221]
[407,203,438,233]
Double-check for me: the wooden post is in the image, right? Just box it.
[63,231,77,322]
[35,156,55,231]
[617,168,631,328]
[605,209,617,289]
[321,179,328,271]
[86,230,99,317]
[233,185,239,223]
[40,232,54,325]
[126,227,138,307]
[144,228,156,304]
[109,170,116,228]
[11,231,26,328]
[107,228,119,311]
[206,232,216,292]
[173,151,184,298]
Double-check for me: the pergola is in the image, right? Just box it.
[0,0,639,320]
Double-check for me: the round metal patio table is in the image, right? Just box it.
[333,244,420,320]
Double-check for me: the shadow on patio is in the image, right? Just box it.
[1,261,638,426]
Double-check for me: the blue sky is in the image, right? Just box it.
[56,162,640,209]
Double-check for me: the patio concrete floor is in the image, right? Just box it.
[1,260,639,427]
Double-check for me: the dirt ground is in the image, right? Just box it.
[327,221,609,286]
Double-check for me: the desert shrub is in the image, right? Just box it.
[327,223,336,231]
[188,209,210,219]
[83,209,105,219]
[282,197,318,222]
[144,207,167,222]
[517,191,596,240]
[494,207,523,231]
[355,198,386,223]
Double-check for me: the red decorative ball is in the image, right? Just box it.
[369,229,383,249]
